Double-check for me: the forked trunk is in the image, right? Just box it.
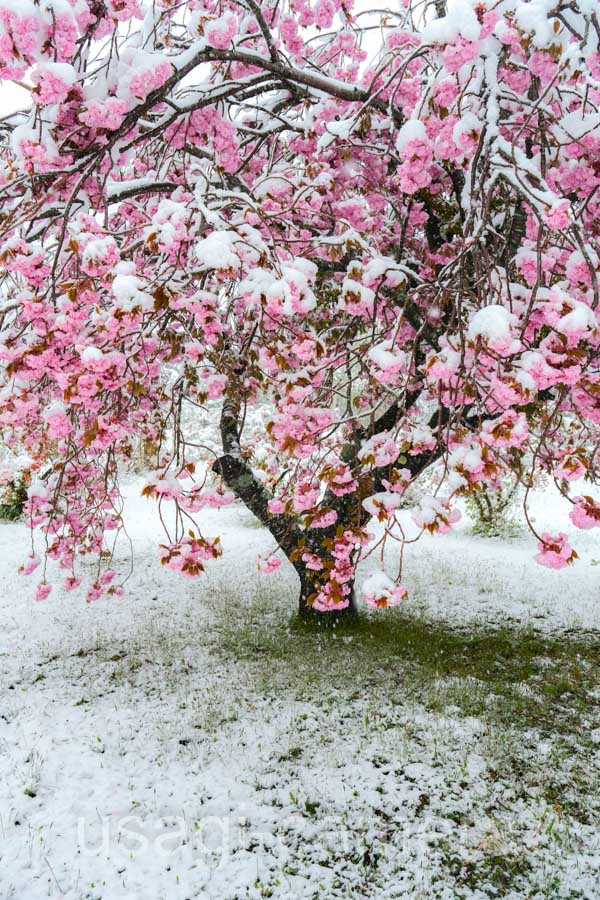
[214,445,360,621]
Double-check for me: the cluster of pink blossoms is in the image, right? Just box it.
[534,534,578,570]
[311,530,366,613]
[0,0,596,615]
[362,573,408,609]
[160,535,223,578]
[570,497,600,531]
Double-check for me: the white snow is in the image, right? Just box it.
[362,490,403,517]
[42,400,67,418]
[317,118,354,151]
[514,0,560,48]
[81,237,116,266]
[448,444,483,473]
[420,0,481,44]
[1,480,599,899]
[395,119,427,152]
[80,346,103,363]
[452,111,481,148]
[112,270,153,310]
[34,61,77,85]
[361,571,399,601]
[467,304,515,342]
[554,111,600,142]
[556,301,597,335]
[340,277,375,309]
[368,340,407,371]
[26,479,50,500]
[195,231,241,271]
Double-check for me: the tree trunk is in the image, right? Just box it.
[214,451,361,621]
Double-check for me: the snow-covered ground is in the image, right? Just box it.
[1,482,599,899]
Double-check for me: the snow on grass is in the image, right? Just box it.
[0,480,599,898]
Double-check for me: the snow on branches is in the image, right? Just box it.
[0,0,598,613]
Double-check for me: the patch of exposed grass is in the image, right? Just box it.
[211,603,600,738]
[210,597,600,865]
[444,846,533,895]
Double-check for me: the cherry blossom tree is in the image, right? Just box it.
[0,0,598,616]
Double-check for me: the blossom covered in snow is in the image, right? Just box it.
[205,12,238,50]
[362,573,408,608]
[31,62,76,106]
[412,496,461,534]
[359,433,401,469]
[467,305,520,355]
[35,581,52,601]
[0,0,598,610]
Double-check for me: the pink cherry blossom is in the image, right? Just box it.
[257,554,281,573]
[35,581,52,601]
[107,0,141,21]
[362,573,408,609]
[205,13,238,50]
[534,533,578,570]
[19,554,40,576]
[0,0,596,617]
[64,576,82,592]
[544,199,572,230]
[570,497,600,530]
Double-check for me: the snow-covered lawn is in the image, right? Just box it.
[1,483,599,899]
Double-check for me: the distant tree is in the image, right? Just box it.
[0,0,598,613]
[0,456,31,521]
[465,476,521,539]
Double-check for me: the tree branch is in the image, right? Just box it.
[212,400,303,557]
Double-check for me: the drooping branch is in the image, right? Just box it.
[0,0,597,610]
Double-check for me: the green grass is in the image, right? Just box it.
[212,604,600,737]
[0,501,25,521]
[32,581,599,898]
[210,601,600,894]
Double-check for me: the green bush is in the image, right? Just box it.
[465,478,523,538]
[0,464,31,521]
